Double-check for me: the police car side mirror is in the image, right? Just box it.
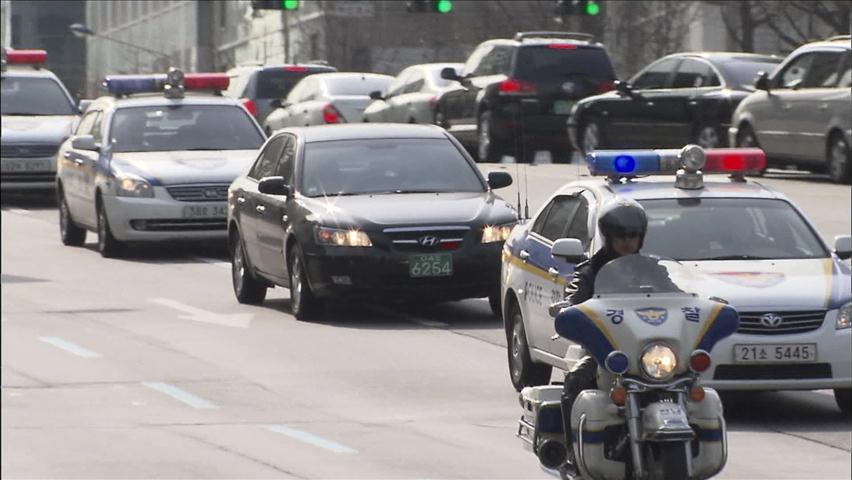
[258,176,291,197]
[754,71,770,92]
[551,238,586,263]
[487,171,513,189]
[834,234,852,260]
[77,99,92,115]
[71,134,99,152]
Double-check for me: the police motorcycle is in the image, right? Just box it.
[517,250,739,480]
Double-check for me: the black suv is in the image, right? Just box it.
[437,31,616,163]
[223,63,337,131]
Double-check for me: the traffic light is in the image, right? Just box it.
[251,0,299,10]
[406,0,453,13]
[555,0,600,16]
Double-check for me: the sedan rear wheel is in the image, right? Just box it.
[580,117,603,154]
[736,124,767,176]
[695,123,722,148]
[508,302,552,391]
[231,237,267,305]
[477,111,503,162]
[827,134,851,184]
[835,388,851,416]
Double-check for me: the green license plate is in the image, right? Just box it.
[409,253,453,278]
[553,100,573,115]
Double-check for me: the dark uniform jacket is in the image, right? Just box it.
[565,248,619,305]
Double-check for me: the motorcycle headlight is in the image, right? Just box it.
[315,226,372,247]
[837,302,852,330]
[640,343,678,381]
[481,222,515,243]
[116,173,153,198]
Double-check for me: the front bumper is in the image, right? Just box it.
[101,187,227,242]
[702,310,852,390]
[0,155,57,191]
[303,242,503,301]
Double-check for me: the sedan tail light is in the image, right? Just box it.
[596,81,615,94]
[241,98,257,117]
[322,103,343,124]
[498,78,536,95]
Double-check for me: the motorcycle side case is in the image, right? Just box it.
[571,390,626,480]
[686,387,727,479]
[517,386,567,466]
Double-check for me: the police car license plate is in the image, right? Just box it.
[734,343,817,363]
[181,204,227,218]
[1,158,52,173]
[553,100,573,115]
[409,253,452,278]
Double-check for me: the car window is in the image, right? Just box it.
[532,195,583,242]
[802,51,845,88]
[90,111,104,143]
[672,58,720,88]
[386,68,413,98]
[110,105,264,153]
[0,76,76,115]
[461,44,493,77]
[474,46,512,76]
[323,75,391,96]
[403,69,426,93]
[716,57,782,89]
[631,57,679,90]
[839,53,852,88]
[640,198,828,260]
[249,136,287,180]
[564,194,590,249]
[276,135,296,184]
[74,110,98,136]
[300,138,484,197]
[777,52,814,89]
[514,45,616,82]
[256,69,326,98]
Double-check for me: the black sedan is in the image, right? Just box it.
[227,123,517,320]
[568,52,782,153]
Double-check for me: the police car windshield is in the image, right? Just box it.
[1,76,75,115]
[300,138,485,197]
[639,198,829,261]
[110,105,264,153]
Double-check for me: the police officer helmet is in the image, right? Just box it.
[598,198,647,249]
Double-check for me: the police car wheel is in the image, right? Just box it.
[59,192,86,247]
[827,134,851,184]
[289,244,320,320]
[835,388,851,416]
[96,203,124,258]
[508,303,552,391]
[231,238,267,305]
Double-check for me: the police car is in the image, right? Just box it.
[1,48,80,191]
[500,145,852,414]
[56,68,266,257]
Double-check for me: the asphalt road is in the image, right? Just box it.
[2,164,850,479]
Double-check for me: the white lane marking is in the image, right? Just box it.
[8,208,30,215]
[264,424,358,454]
[193,256,231,269]
[149,297,253,328]
[142,382,217,409]
[38,336,102,358]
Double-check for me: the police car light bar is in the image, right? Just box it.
[102,71,229,97]
[184,73,229,91]
[5,49,48,65]
[586,146,766,177]
[703,148,766,173]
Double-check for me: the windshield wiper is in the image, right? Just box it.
[691,254,773,261]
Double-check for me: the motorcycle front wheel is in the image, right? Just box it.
[658,442,689,480]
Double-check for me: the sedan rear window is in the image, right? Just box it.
[323,76,391,96]
[639,198,828,261]
[1,76,75,115]
[110,105,264,153]
[513,45,616,81]
[256,68,332,98]
[718,58,782,89]
[301,138,484,197]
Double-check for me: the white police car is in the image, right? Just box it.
[500,145,852,414]
[56,68,266,257]
[1,48,80,191]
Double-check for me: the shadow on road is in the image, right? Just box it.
[0,193,57,210]
[722,390,849,427]
[78,240,229,263]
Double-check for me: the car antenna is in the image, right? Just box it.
[523,162,530,220]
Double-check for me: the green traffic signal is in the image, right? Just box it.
[584,0,600,15]
[282,0,299,10]
[435,0,453,13]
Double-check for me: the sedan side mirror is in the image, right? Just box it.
[440,67,462,82]
[551,238,586,263]
[71,134,99,152]
[754,71,770,92]
[258,176,291,197]
[614,80,633,96]
[834,234,852,260]
[487,171,513,189]
[369,90,384,100]
[78,99,92,115]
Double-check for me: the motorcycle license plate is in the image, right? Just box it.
[409,253,452,278]
[733,343,817,363]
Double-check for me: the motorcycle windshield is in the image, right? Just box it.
[593,254,698,297]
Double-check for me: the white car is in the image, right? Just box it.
[500,145,852,414]
[362,62,463,124]
[55,69,266,257]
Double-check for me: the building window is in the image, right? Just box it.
[310,33,319,61]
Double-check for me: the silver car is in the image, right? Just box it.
[1,49,80,192]
[730,35,852,183]
[55,72,266,257]
[263,72,392,131]
[362,63,463,124]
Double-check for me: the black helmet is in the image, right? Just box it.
[598,198,648,249]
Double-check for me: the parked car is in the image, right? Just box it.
[437,31,616,163]
[567,52,782,154]
[730,35,851,183]
[263,72,393,132]
[223,63,337,130]
[1,48,81,192]
[227,123,517,320]
[362,62,463,124]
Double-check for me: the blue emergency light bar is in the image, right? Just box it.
[103,74,166,96]
[586,147,766,177]
[101,71,230,97]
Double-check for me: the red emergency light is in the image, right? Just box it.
[184,73,229,91]
[703,148,766,173]
[6,49,48,65]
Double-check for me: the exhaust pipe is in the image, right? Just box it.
[538,439,567,469]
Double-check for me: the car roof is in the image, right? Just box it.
[662,51,782,64]
[555,176,786,202]
[1,67,60,79]
[279,123,448,143]
[309,72,393,81]
[228,63,335,74]
[793,37,852,52]
[91,93,243,109]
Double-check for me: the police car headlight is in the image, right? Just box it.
[116,174,153,198]
[640,343,677,380]
[837,302,852,330]
[482,223,515,243]
[315,226,372,247]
